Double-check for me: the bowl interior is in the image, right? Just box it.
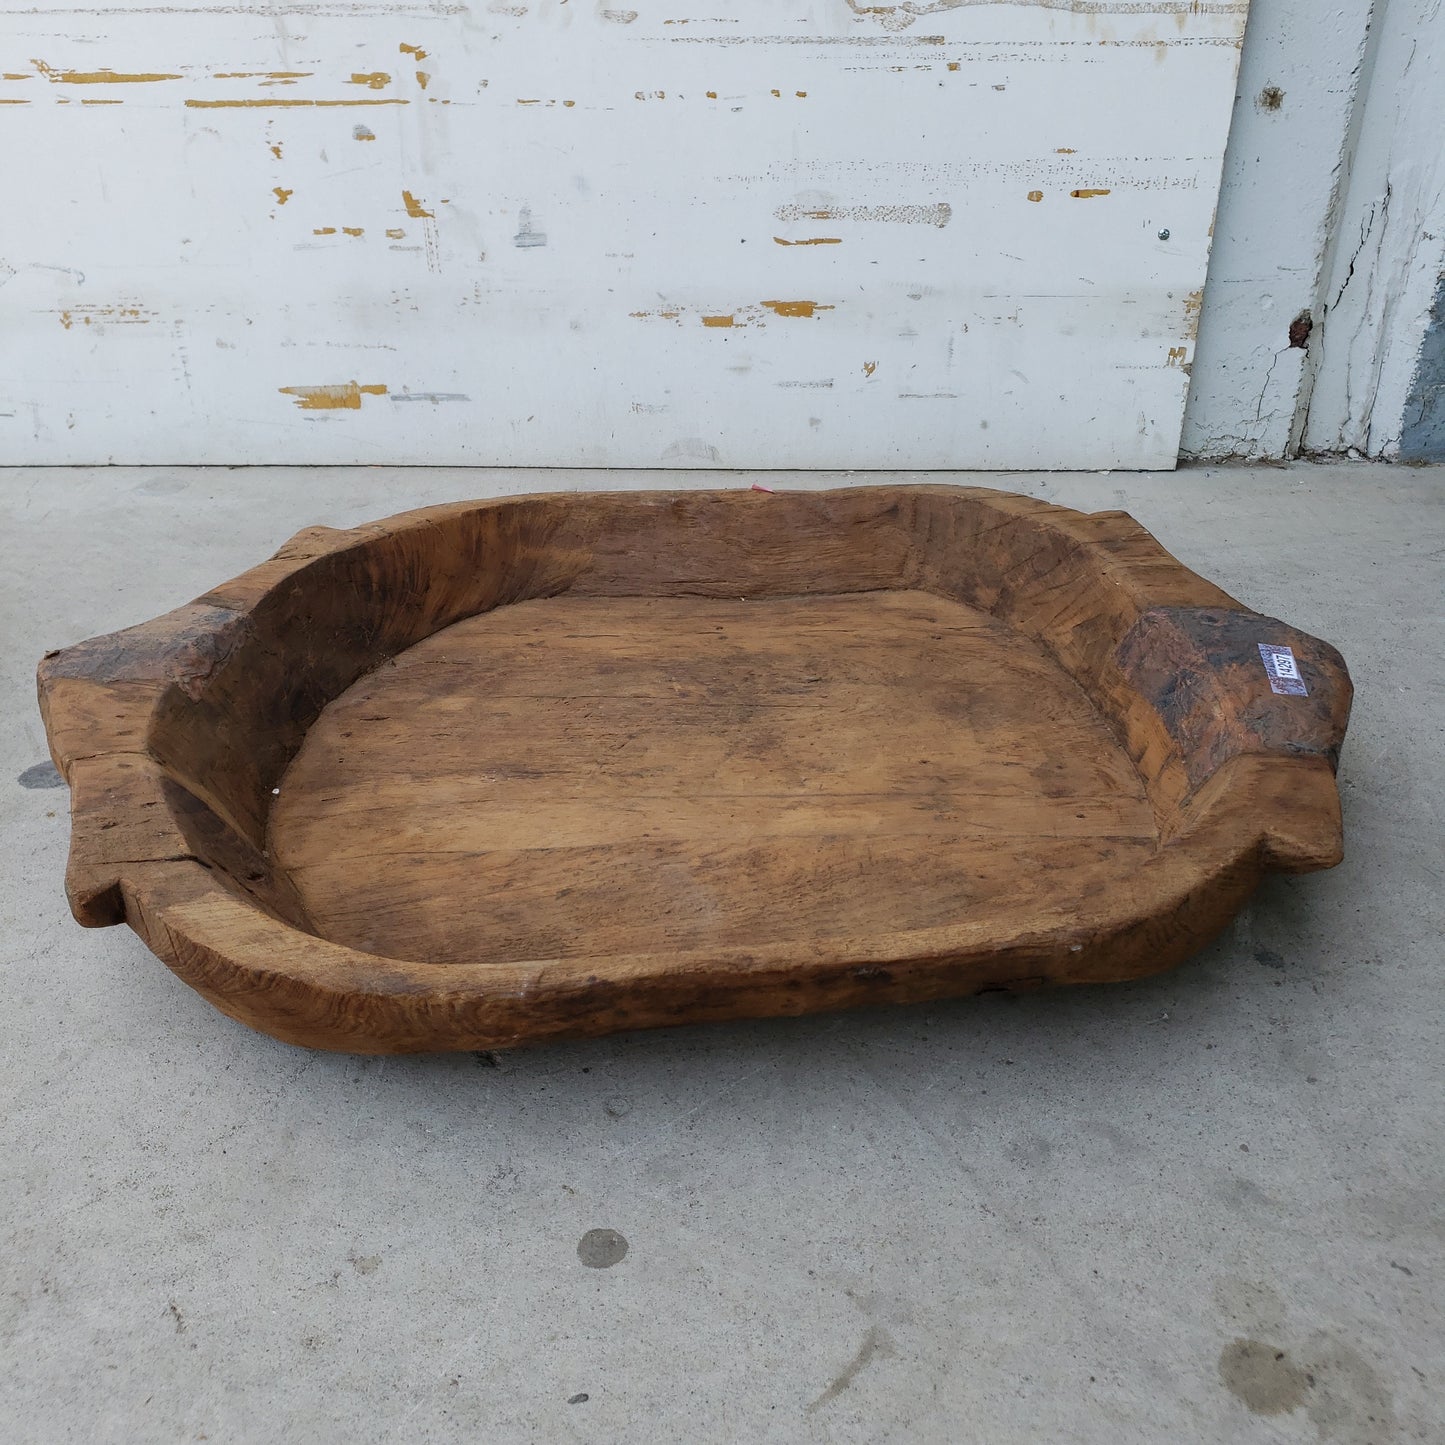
[266,589,1158,965]
[134,489,1242,953]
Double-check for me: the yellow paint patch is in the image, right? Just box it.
[863,361,878,377]
[701,315,735,328]
[350,72,391,90]
[402,190,433,218]
[795,90,807,98]
[2,73,33,81]
[32,60,180,84]
[761,300,834,319]
[946,62,960,71]
[58,305,151,329]
[416,71,430,89]
[81,98,123,104]
[1027,190,1043,202]
[1166,346,1188,367]
[630,310,681,321]
[279,383,387,411]
[342,226,364,237]
[1070,188,1111,199]
[213,71,312,80]
[773,236,842,246]
[563,99,575,107]
[273,187,293,205]
[1182,288,1205,338]
[770,88,781,97]
[185,98,407,109]
[400,43,428,61]
[706,90,717,98]
[386,227,406,239]
[1056,147,1078,154]
[313,227,337,235]
[270,143,283,158]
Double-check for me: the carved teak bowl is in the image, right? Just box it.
[38,487,1351,1053]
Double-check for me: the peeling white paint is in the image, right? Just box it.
[1301,0,1445,458]
[3,1,1249,467]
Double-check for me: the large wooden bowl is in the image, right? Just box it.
[38,487,1351,1053]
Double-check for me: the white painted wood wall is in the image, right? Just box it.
[1183,0,1445,461]
[2,1,1251,469]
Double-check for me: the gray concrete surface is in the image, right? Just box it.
[2,463,1441,1444]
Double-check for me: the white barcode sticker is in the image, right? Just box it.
[1258,643,1308,696]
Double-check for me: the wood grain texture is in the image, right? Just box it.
[36,486,1353,1052]
[270,592,1157,965]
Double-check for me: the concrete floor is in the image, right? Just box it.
[2,463,1441,1444]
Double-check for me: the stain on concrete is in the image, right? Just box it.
[1258,85,1285,111]
[349,1254,382,1275]
[1253,946,1285,969]
[1214,1295,1398,1440]
[1218,1338,1308,1415]
[18,761,64,789]
[808,1326,895,1412]
[1299,1335,1397,1440]
[1006,1134,1054,1167]
[567,1391,589,1403]
[1289,309,1313,349]
[577,1229,628,1268]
